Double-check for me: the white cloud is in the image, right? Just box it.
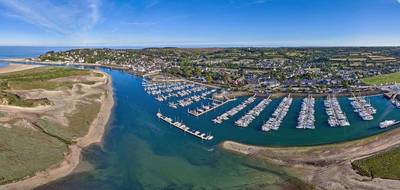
[0,0,101,35]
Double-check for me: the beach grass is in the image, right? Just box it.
[35,100,101,143]
[0,67,93,107]
[0,67,90,82]
[8,81,75,91]
[0,126,67,185]
[352,147,400,180]
[0,67,90,91]
[0,66,109,188]
[0,91,51,107]
[362,72,400,85]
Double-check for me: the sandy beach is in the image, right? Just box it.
[0,69,114,190]
[0,58,127,71]
[221,126,400,190]
[0,63,40,74]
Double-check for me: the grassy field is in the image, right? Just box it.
[35,99,101,143]
[0,67,91,90]
[352,147,400,180]
[0,91,51,107]
[0,67,93,107]
[0,67,104,185]
[0,126,67,185]
[362,72,400,85]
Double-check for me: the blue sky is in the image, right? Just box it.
[0,0,399,47]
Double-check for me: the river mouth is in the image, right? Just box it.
[3,62,397,189]
[13,61,400,147]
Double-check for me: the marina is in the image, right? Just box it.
[297,95,316,129]
[5,60,400,190]
[212,95,256,124]
[188,98,236,117]
[156,111,214,141]
[141,78,400,140]
[261,95,293,132]
[172,89,217,108]
[143,80,211,102]
[324,95,350,127]
[235,96,272,127]
[350,95,376,121]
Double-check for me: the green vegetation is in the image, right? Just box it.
[0,126,67,185]
[8,81,75,91]
[0,67,90,90]
[0,66,105,185]
[352,148,400,180]
[362,72,400,85]
[0,91,51,107]
[0,67,92,107]
[39,47,400,93]
[35,99,101,143]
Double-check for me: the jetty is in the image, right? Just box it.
[261,94,293,132]
[143,80,213,102]
[235,96,271,127]
[188,98,236,117]
[324,95,350,127]
[297,95,315,129]
[173,89,217,108]
[212,95,256,124]
[349,95,376,121]
[156,111,214,141]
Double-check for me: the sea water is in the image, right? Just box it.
[1,47,398,189]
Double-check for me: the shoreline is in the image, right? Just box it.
[0,58,131,73]
[1,58,385,99]
[0,72,115,190]
[0,63,40,74]
[220,126,400,190]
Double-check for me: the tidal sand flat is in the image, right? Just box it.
[0,65,114,190]
[31,67,311,190]
[0,64,40,74]
[222,124,400,190]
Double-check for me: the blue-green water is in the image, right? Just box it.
[34,67,400,190]
[1,47,400,189]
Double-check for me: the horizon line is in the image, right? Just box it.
[0,45,399,49]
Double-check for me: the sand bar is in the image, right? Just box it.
[221,126,400,190]
[0,70,114,190]
[0,64,40,74]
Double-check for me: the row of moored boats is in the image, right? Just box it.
[188,98,235,117]
[170,89,216,108]
[296,95,316,129]
[143,80,209,102]
[350,96,376,121]
[156,111,214,140]
[235,97,272,127]
[212,95,256,124]
[325,95,350,127]
[261,95,293,131]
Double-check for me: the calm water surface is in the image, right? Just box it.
[1,47,399,189]
[35,68,400,190]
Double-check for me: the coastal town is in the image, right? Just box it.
[35,47,400,96]
[2,0,400,189]
[3,47,400,190]
[14,47,400,138]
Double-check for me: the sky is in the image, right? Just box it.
[0,0,399,47]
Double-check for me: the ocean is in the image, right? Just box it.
[1,46,399,189]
